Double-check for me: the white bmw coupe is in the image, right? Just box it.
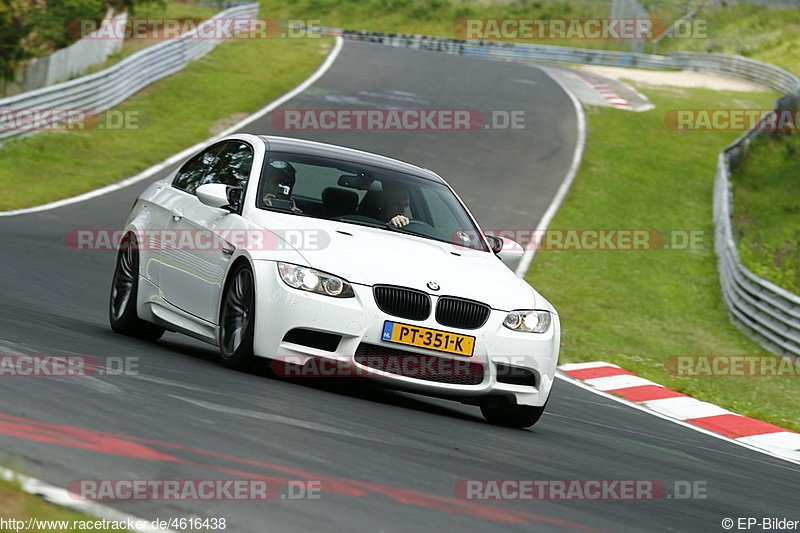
[110,134,560,427]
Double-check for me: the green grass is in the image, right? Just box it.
[0,475,129,532]
[0,35,332,210]
[656,4,800,75]
[525,86,800,432]
[731,132,800,294]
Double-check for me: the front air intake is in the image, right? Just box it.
[355,343,484,385]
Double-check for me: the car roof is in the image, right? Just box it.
[258,135,445,184]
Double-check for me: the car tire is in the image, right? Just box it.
[218,262,257,371]
[109,233,165,342]
[481,401,547,428]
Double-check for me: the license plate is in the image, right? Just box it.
[381,321,475,356]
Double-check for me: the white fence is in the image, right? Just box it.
[23,12,128,91]
[0,2,259,142]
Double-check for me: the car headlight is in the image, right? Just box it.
[277,263,355,298]
[502,310,551,333]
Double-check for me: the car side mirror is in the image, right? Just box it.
[498,237,525,271]
[485,234,503,253]
[226,186,244,212]
[485,233,525,271]
[196,184,241,213]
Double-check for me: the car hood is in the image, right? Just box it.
[248,211,540,311]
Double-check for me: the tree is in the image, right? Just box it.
[0,0,164,85]
[0,0,32,85]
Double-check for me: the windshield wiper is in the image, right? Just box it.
[334,216,480,249]
[260,206,313,217]
[334,217,390,229]
[383,224,417,236]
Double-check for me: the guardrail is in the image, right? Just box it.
[0,2,259,142]
[341,30,800,355]
[715,116,800,356]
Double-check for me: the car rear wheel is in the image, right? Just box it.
[481,400,547,428]
[109,233,165,341]
[219,262,257,371]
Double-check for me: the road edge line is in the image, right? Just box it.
[515,65,587,277]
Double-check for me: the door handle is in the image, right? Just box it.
[171,209,183,221]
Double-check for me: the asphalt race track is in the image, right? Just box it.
[0,41,797,532]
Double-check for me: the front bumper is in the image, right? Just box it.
[252,261,560,407]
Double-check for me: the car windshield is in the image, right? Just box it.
[255,151,489,252]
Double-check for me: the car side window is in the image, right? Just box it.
[172,144,224,194]
[202,141,254,189]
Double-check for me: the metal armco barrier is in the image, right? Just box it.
[0,2,259,142]
[715,119,800,355]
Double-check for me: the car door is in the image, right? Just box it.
[143,143,225,288]
[159,140,254,323]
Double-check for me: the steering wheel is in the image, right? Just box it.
[396,219,439,238]
[333,214,383,224]
[401,219,433,229]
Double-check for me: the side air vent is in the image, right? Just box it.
[282,329,341,352]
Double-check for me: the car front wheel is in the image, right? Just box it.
[219,262,257,371]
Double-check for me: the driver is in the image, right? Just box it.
[378,183,410,228]
[263,160,302,213]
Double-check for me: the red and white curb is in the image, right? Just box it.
[572,70,632,109]
[558,361,800,464]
